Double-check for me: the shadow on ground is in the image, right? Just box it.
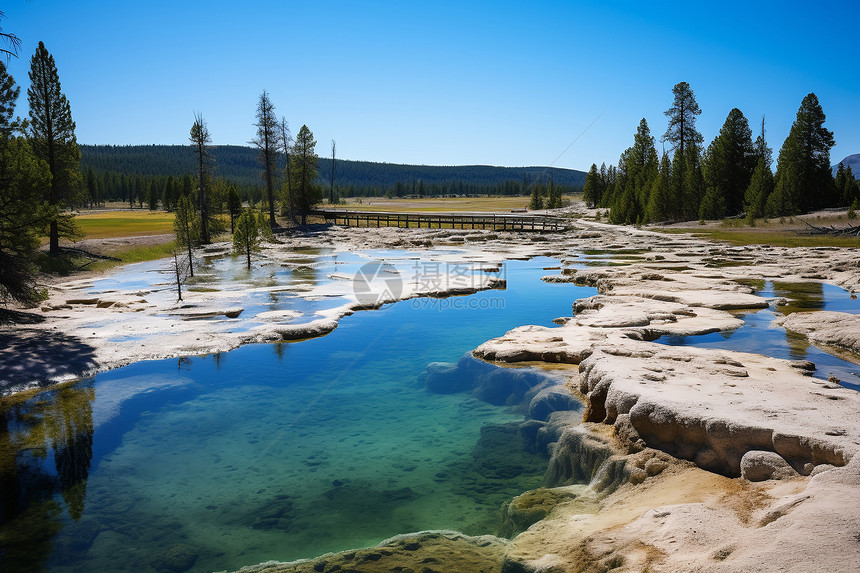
[0,328,99,392]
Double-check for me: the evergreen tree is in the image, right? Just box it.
[252,90,278,229]
[663,82,703,159]
[701,108,756,218]
[162,175,176,211]
[610,119,657,224]
[744,157,774,224]
[682,142,706,221]
[189,112,212,243]
[583,163,601,207]
[233,208,261,269]
[288,124,321,224]
[528,183,544,210]
[27,41,81,254]
[646,153,673,223]
[753,115,773,168]
[769,93,836,215]
[173,194,199,277]
[85,167,98,208]
[662,82,703,219]
[0,58,18,137]
[227,185,242,233]
[835,162,847,201]
[278,117,295,221]
[842,166,858,208]
[0,60,54,303]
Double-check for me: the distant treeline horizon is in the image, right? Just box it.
[79,144,586,204]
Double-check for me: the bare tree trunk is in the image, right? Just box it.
[173,251,183,301]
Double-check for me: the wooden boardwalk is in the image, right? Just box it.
[311,209,570,232]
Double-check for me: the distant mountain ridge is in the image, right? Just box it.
[79,144,587,191]
[832,154,860,177]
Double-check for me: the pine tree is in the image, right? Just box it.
[189,112,212,243]
[278,117,295,221]
[744,157,774,224]
[27,41,81,254]
[583,163,601,207]
[173,194,200,278]
[682,142,706,221]
[835,163,847,203]
[528,183,544,210]
[770,93,836,215]
[843,166,858,208]
[252,90,279,229]
[233,208,261,269]
[0,58,18,137]
[663,82,703,159]
[288,124,321,224]
[702,108,756,218]
[227,185,242,233]
[662,82,703,219]
[646,153,673,223]
[611,119,657,224]
[0,60,53,303]
[753,115,773,168]
[85,167,98,208]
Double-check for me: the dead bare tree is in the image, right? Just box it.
[0,11,21,60]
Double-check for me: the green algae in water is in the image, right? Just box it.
[0,256,594,573]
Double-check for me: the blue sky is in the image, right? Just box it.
[3,0,858,172]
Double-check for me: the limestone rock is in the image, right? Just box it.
[271,319,338,341]
[740,450,800,481]
[781,310,860,355]
[527,386,582,422]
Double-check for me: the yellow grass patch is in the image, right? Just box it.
[75,210,176,239]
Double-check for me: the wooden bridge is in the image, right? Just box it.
[310,209,571,232]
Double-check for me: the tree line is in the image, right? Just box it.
[78,144,587,201]
[583,82,859,224]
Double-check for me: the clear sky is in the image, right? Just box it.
[3,0,858,172]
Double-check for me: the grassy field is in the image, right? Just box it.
[336,196,577,213]
[657,211,860,248]
[658,227,860,248]
[74,210,176,238]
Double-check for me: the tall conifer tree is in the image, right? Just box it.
[769,93,835,216]
[662,82,703,220]
[27,41,80,254]
[0,60,53,303]
[701,108,756,218]
[252,90,279,229]
[289,124,321,224]
[189,112,212,243]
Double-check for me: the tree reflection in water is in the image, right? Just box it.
[0,380,95,570]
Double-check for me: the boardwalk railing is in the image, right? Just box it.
[310,209,570,232]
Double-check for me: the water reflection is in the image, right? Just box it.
[0,382,95,570]
[658,280,860,388]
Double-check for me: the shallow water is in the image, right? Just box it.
[658,280,860,390]
[0,255,595,573]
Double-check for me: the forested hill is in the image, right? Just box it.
[79,144,586,192]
